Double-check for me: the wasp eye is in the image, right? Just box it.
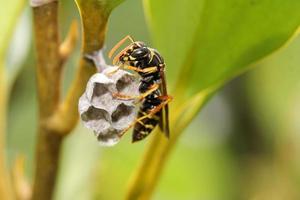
[131,47,149,58]
[120,55,128,61]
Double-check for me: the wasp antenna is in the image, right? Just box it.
[112,44,132,64]
[109,35,135,58]
[128,35,135,43]
[112,55,120,65]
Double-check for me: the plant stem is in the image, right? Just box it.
[125,88,215,200]
[32,2,63,200]
[0,67,14,200]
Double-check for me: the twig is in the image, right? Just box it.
[59,21,79,64]
[32,2,63,200]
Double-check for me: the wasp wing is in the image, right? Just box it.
[158,70,170,138]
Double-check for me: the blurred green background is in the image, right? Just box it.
[3,0,300,199]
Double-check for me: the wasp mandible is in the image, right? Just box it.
[108,35,172,142]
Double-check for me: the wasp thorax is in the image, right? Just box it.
[130,47,150,59]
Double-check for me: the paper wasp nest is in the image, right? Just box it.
[78,66,140,146]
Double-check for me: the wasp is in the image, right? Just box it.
[108,35,172,142]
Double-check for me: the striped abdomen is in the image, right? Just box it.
[132,110,161,142]
[132,90,162,142]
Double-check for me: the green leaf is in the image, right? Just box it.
[0,0,25,66]
[144,0,300,98]
[126,2,300,198]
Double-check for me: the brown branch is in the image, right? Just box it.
[31,1,117,199]
[32,2,64,200]
[31,0,126,198]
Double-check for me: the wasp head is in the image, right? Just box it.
[119,42,150,63]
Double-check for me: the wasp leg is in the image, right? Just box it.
[105,66,121,76]
[124,65,158,74]
[112,83,159,100]
[148,95,173,116]
[109,35,134,58]
[118,97,171,138]
[106,65,138,77]
[118,112,159,137]
[106,65,154,77]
